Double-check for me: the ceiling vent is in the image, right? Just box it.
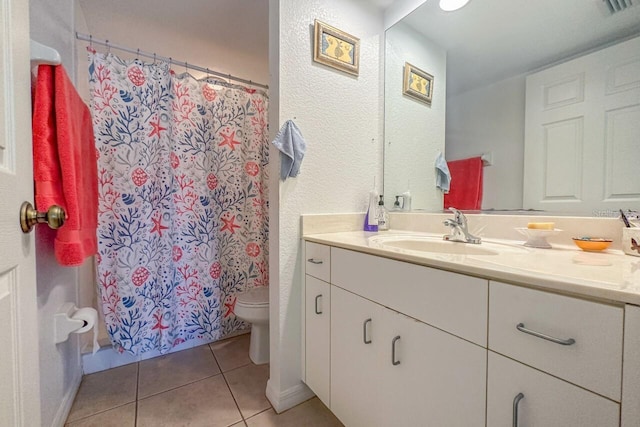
[602,0,634,14]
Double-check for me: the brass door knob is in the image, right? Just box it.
[20,201,66,233]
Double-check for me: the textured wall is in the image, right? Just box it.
[30,0,76,81]
[384,21,446,210]
[446,74,526,210]
[30,1,87,425]
[77,0,269,85]
[269,0,384,405]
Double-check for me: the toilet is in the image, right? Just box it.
[235,286,269,364]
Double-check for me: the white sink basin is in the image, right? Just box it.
[368,234,528,256]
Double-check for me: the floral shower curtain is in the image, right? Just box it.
[88,51,269,355]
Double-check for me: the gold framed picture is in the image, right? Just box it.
[313,20,360,77]
[403,62,434,105]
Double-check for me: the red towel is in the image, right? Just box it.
[32,65,98,266]
[444,157,483,210]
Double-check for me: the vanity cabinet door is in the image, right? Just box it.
[487,352,619,427]
[330,286,383,427]
[378,308,487,427]
[304,275,331,406]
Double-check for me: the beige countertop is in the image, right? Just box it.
[303,230,640,306]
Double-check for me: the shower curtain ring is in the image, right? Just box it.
[136,48,140,60]
[153,53,157,64]
[185,61,188,73]
[89,34,93,47]
[105,40,110,54]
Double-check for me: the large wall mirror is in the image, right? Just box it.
[384,0,640,215]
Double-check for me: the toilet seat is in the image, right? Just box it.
[236,287,269,308]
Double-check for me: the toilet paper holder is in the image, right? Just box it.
[54,302,89,344]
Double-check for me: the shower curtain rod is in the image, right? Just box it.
[75,32,269,90]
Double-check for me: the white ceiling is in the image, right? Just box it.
[401,0,640,95]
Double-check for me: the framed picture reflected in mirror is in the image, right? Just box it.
[403,62,434,105]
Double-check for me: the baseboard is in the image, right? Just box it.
[50,370,82,427]
[265,379,315,413]
[83,330,250,374]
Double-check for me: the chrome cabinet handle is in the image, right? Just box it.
[363,318,372,344]
[391,336,401,365]
[513,393,524,427]
[314,294,322,315]
[516,323,576,346]
[307,258,324,265]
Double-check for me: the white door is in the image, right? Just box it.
[0,0,42,425]
[523,36,640,213]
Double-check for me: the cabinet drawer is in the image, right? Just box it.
[489,281,623,401]
[487,352,619,427]
[331,247,488,346]
[305,242,330,282]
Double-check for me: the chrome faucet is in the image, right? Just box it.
[443,208,481,244]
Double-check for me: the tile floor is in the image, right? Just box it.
[65,334,343,427]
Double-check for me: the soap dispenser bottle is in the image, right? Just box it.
[402,181,412,211]
[364,188,379,232]
[402,189,412,211]
[377,195,389,231]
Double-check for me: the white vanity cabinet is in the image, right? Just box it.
[305,244,486,426]
[303,242,332,407]
[302,240,633,426]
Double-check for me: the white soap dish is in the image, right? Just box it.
[515,227,562,249]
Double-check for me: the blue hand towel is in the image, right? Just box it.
[271,120,307,180]
[435,152,451,193]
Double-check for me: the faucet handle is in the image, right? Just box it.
[448,207,464,224]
